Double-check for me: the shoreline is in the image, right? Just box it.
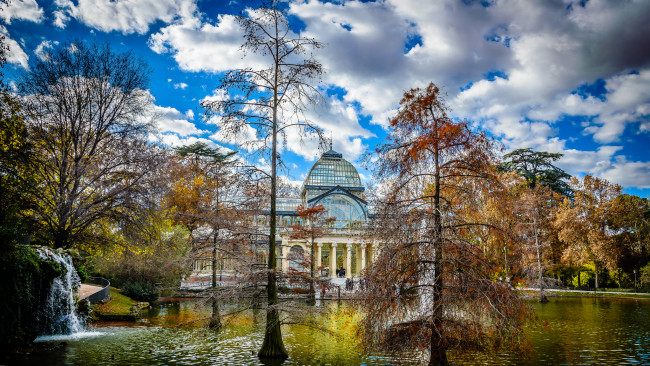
[517,287,650,300]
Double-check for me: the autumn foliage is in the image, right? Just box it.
[361,83,530,366]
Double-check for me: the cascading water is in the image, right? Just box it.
[34,247,85,336]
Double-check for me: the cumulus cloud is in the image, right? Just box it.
[0,26,28,68]
[151,105,205,136]
[149,133,223,150]
[599,159,650,189]
[146,0,650,189]
[53,0,196,34]
[34,40,59,61]
[0,0,43,24]
[149,12,267,72]
[292,94,375,161]
[449,1,650,147]
[173,82,188,90]
[209,120,265,152]
[290,0,512,126]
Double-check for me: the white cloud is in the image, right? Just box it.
[290,0,512,126]
[53,9,69,28]
[34,40,59,61]
[599,158,650,189]
[147,0,650,189]
[151,105,205,136]
[205,91,372,162]
[1,0,43,24]
[291,94,374,161]
[173,82,188,89]
[53,0,197,34]
[0,26,28,68]
[556,146,623,177]
[209,120,265,152]
[149,133,221,150]
[148,12,266,72]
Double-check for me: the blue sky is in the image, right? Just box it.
[2,0,649,196]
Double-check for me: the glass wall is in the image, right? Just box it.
[318,194,365,228]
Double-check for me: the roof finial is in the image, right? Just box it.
[330,132,333,150]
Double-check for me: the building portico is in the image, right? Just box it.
[281,235,375,279]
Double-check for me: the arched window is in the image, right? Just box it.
[317,194,365,228]
[288,245,306,272]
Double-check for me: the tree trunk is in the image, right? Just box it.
[594,262,599,289]
[212,235,218,288]
[428,125,448,366]
[258,48,288,359]
[209,228,221,331]
[534,216,548,303]
[308,236,316,305]
[209,297,221,330]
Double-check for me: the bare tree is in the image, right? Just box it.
[289,204,335,303]
[362,83,530,366]
[513,183,563,302]
[166,142,242,329]
[201,1,324,359]
[18,40,158,249]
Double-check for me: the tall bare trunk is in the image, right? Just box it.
[258,38,288,358]
[309,235,316,304]
[534,216,547,303]
[212,235,217,288]
[209,297,221,330]
[429,122,448,366]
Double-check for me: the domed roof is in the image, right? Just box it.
[303,149,363,188]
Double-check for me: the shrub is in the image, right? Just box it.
[89,222,190,290]
[640,264,650,289]
[121,281,159,303]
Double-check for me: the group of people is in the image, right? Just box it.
[331,266,370,292]
[335,266,346,278]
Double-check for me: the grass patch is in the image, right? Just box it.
[93,287,138,318]
[518,288,650,299]
[552,291,650,299]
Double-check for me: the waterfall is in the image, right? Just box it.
[34,247,85,336]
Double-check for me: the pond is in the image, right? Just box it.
[6,297,650,365]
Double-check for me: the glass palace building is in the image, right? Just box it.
[187,148,377,287]
[277,148,377,278]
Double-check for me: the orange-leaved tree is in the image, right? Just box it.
[554,175,622,289]
[362,82,530,366]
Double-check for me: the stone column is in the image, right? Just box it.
[316,243,322,276]
[355,245,362,274]
[281,239,289,273]
[371,242,378,263]
[360,243,367,272]
[330,243,338,279]
[345,243,352,278]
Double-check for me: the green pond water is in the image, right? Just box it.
[6,297,650,365]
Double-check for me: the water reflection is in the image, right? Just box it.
[5,297,650,365]
[453,297,650,365]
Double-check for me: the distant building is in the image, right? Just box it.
[186,148,377,289]
[279,148,377,278]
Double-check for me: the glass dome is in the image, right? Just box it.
[303,149,363,188]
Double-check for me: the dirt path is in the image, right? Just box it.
[78,284,103,299]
